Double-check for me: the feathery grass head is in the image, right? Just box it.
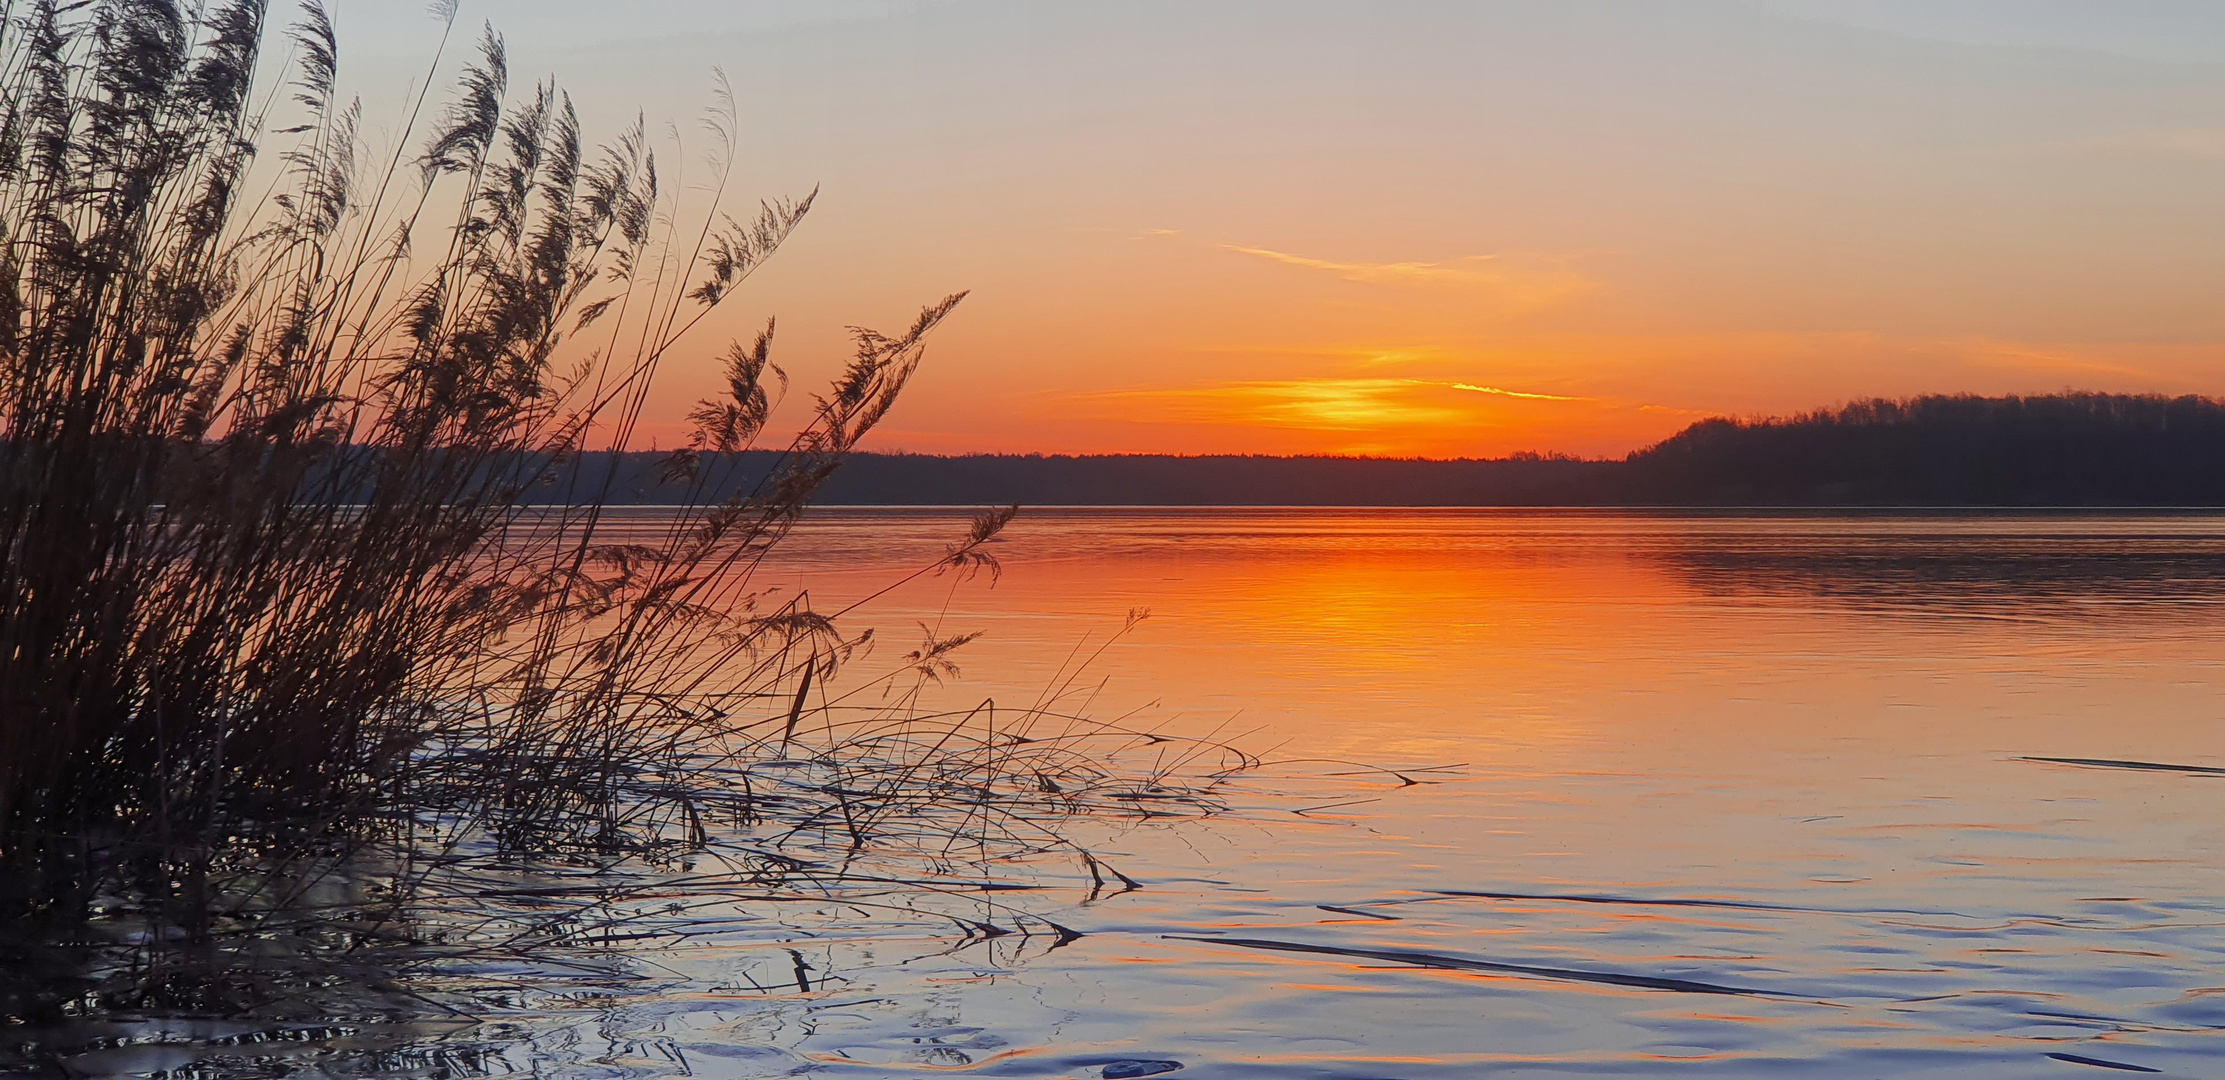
[0,0,1239,1030]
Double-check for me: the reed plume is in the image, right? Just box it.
[0,2,1252,1026]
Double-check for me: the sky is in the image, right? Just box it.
[334,1,2225,458]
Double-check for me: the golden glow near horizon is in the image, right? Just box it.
[345,1,2225,458]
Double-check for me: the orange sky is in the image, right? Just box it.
[349,1,2225,458]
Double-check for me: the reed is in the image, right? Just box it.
[0,0,1244,1022]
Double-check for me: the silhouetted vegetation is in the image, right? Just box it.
[605,394,2225,506]
[1622,393,2225,505]
[0,0,1246,1027]
[511,450,1617,506]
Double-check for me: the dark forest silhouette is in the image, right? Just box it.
[568,393,2225,507]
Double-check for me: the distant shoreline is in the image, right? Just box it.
[331,503,2225,514]
[769,504,2225,513]
[545,392,2225,508]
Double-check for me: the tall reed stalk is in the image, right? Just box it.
[0,0,1097,1014]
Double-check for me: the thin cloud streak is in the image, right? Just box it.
[1065,376,1664,440]
[1220,244,1596,314]
[1225,245,1499,286]
[1079,378,1466,432]
[1451,383,1583,402]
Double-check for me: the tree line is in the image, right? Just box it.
[554,393,2225,507]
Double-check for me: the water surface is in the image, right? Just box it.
[77,510,2225,1077]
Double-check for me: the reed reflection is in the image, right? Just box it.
[1642,515,2225,617]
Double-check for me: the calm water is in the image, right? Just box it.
[67,511,2225,1077]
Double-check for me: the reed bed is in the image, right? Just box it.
[0,0,1252,1025]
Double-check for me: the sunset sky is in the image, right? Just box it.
[346,1,2225,458]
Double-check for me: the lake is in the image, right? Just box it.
[65,510,2225,1077]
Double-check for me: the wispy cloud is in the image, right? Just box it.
[1069,377,1609,434]
[1450,383,1582,401]
[1080,378,1461,431]
[1226,246,1496,286]
[1221,244,1596,313]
